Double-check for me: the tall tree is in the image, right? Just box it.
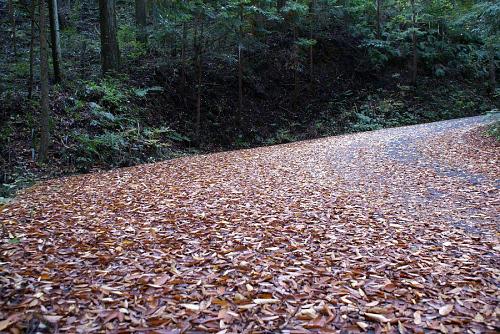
[410,0,417,85]
[98,0,120,74]
[376,0,382,39]
[58,0,71,28]
[151,0,159,26]
[8,0,17,59]
[462,1,499,95]
[237,0,244,126]
[281,1,308,114]
[309,0,315,83]
[39,0,50,162]
[277,0,285,11]
[48,0,63,82]
[135,0,147,43]
[28,0,37,99]
[195,12,205,145]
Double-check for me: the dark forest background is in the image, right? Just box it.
[0,0,498,199]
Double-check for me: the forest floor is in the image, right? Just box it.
[0,116,499,333]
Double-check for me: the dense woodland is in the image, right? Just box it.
[0,0,498,199]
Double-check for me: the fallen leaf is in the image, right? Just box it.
[365,312,390,323]
[439,304,453,316]
[357,321,369,330]
[414,311,422,325]
[181,304,201,311]
[0,320,13,331]
[44,315,63,323]
[253,298,279,304]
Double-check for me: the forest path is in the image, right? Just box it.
[0,116,499,333]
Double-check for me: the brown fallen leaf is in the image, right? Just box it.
[304,315,326,329]
[365,301,379,307]
[357,321,369,330]
[0,314,20,331]
[44,315,63,323]
[0,320,13,331]
[253,298,280,304]
[414,311,422,325]
[340,295,353,304]
[398,320,406,334]
[153,274,170,286]
[439,304,453,316]
[181,304,201,311]
[365,313,390,323]
[237,304,257,310]
[296,308,318,320]
[473,313,484,322]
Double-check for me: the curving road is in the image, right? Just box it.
[0,116,498,333]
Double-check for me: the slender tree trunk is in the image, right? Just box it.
[8,0,17,59]
[48,0,63,83]
[135,0,147,43]
[181,22,187,87]
[237,1,244,126]
[39,0,50,162]
[277,0,285,10]
[488,44,496,95]
[194,14,204,145]
[252,0,263,37]
[309,0,315,84]
[292,26,299,115]
[29,0,37,99]
[98,0,120,74]
[151,0,159,26]
[58,0,70,28]
[410,0,417,85]
[180,0,187,87]
[376,0,382,39]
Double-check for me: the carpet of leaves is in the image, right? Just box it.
[1,116,499,333]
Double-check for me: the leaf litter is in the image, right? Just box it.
[0,116,498,333]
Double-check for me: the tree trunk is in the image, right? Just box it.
[48,0,63,83]
[28,0,37,99]
[39,0,50,162]
[410,0,417,85]
[8,0,17,59]
[180,0,187,87]
[98,0,120,75]
[58,0,70,28]
[194,13,204,145]
[309,0,315,84]
[277,0,285,11]
[292,26,299,115]
[181,22,187,87]
[135,0,147,43]
[376,0,382,39]
[151,0,159,26]
[237,1,244,127]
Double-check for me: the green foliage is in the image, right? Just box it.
[83,78,127,111]
[360,39,399,70]
[12,62,30,77]
[295,38,317,48]
[118,25,147,61]
[0,172,36,200]
[234,135,251,148]
[133,86,164,98]
[266,128,297,145]
[68,126,189,171]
